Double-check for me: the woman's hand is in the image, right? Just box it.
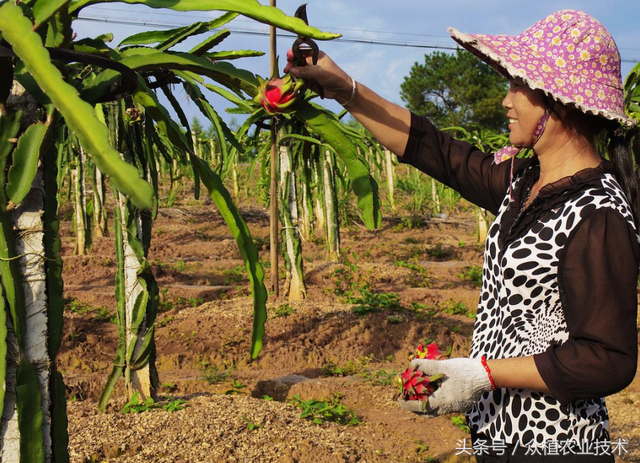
[285,50,355,105]
[398,356,552,417]
[398,358,494,416]
[284,48,412,157]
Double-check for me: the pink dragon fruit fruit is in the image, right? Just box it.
[397,341,450,408]
[255,73,304,116]
[411,341,452,361]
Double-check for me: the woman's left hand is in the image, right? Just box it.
[398,358,494,416]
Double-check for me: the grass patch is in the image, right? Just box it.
[458,265,483,287]
[272,303,295,318]
[321,355,373,377]
[394,259,431,287]
[120,392,186,414]
[350,289,403,316]
[200,361,233,384]
[322,356,398,387]
[64,298,116,323]
[451,415,470,433]
[425,242,454,259]
[223,265,246,284]
[290,394,360,426]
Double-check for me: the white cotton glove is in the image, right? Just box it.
[398,358,493,416]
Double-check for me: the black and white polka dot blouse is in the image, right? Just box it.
[401,113,639,446]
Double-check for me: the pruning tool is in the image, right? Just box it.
[291,3,324,98]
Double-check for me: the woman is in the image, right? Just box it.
[289,9,639,462]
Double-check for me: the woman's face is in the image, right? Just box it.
[502,79,547,147]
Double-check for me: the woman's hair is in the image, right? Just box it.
[554,100,640,226]
[605,124,639,227]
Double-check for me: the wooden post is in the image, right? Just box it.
[269,0,279,296]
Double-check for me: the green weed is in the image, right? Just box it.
[186,296,204,307]
[321,355,373,377]
[409,300,474,319]
[120,393,186,414]
[396,171,432,217]
[65,298,92,315]
[322,356,397,387]
[180,330,197,346]
[413,440,439,462]
[97,257,112,267]
[93,306,117,324]
[224,379,247,395]
[440,299,468,316]
[162,399,186,412]
[200,363,231,384]
[173,259,187,272]
[158,288,174,312]
[158,289,204,313]
[272,303,295,318]
[451,415,471,433]
[425,242,454,259]
[252,236,268,251]
[152,259,169,269]
[394,260,431,288]
[392,216,427,231]
[350,288,403,316]
[164,189,177,208]
[157,315,175,328]
[241,416,262,431]
[458,265,483,287]
[403,236,421,244]
[360,368,398,387]
[290,394,360,426]
[65,298,116,323]
[386,315,404,324]
[332,249,360,300]
[409,302,439,319]
[161,382,177,392]
[223,265,246,284]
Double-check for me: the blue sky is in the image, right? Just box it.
[72,1,640,128]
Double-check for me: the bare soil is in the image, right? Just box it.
[58,190,640,463]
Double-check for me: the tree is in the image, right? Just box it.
[191,117,205,136]
[625,59,640,166]
[400,49,508,130]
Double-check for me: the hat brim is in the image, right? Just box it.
[448,27,636,128]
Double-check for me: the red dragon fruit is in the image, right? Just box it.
[397,341,450,408]
[397,368,444,407]
[255,73,304,116]
[411,341,452,361]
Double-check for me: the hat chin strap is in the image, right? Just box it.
[529,105,553,152]
[494,104,553,165]
[494,103,553,202]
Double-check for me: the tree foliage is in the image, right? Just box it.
[400,49,508,131]
[625,59,640,164]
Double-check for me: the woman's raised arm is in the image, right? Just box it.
[289,52,412,157]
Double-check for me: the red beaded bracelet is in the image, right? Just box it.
[481,356,497,390]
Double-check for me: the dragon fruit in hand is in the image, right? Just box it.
[396,341,450,409]
[411,341,452,361]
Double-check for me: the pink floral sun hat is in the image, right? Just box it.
[448,10,635,129]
